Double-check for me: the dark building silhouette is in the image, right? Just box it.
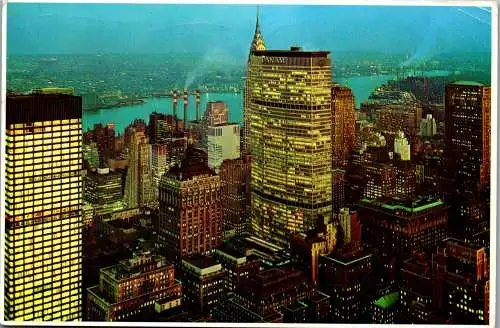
[181,256,226,314]
[433,238,489,325]
[445,81,491,196]
[331,84,357,168]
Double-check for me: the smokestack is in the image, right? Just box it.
[173,90,178,133]
[183,90,188,132]
[195,89,201,121]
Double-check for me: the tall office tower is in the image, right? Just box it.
[420,114,438,138]
[242,7,266,155]
[207,124,240,172]
[220,155,252,235]
[445,81,491,195]
[157,142,223,264]
[248,46,333,247]
[151,144,168,189]
[394,130,411,161]
[124,128,155,208]
[5,90,83,321]
[331,84,356,168]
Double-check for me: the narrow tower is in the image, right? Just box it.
[243,6,267,155]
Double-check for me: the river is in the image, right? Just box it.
[83,73,446,133]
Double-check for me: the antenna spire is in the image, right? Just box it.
[249,5,266,55]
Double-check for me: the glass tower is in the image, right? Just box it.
[247,47,333,246]
[5,89,83,321]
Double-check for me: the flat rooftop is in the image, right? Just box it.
[359,196,446,215]
[374,291,399,310]
[253,49,330,58]
[183,256,220,270]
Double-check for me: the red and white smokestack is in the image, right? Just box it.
[195,89,201,121]
[173,90,178,133]
[183,90,188,132]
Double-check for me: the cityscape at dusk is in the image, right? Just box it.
[2,2,496,326]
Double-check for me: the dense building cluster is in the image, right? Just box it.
[4,9,492,326]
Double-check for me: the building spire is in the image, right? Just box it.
[249,5,266,56]
[256,6,260,31]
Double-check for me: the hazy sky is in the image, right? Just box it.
[8,4,492,60]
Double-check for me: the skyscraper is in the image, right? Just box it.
[248,41,333,246]
[157,142,223,264]
[331,84,356,168]
[220,155,252,235]
[445,81,491,195]
[124,128,155,208]
[5,89,83,321]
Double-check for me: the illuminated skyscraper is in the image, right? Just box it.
[124,128,155,208]
[331,84,356,168]
[5,89,83,321]
[248,45,333,246]
[445,81,491,195]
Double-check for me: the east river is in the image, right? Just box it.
[83,73,436,133]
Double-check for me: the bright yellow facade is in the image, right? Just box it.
[5,102,83,321]
[248,49,333,246]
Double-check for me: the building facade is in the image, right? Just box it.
[445,81,491,195]
[220,155,252,235]
[181,256,226,314]
[124,128,155,208]
[357,196,449,259]
[207,124,240,172]
[331,84,356,168]
[86,252,182,321]
[5,90,83,321]
[157,144,223,264]
[248,46,333,247]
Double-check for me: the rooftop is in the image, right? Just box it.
[166,145,215,181]
[374,291,399,310]
[359,196,446,215]
[253,48,330,58]
[284,301,308,312]
[450,80,484,87]
[183,255,220,270]
[101,252,168,281]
